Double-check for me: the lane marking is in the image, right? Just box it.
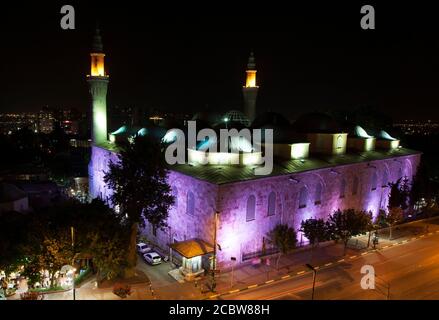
[314,266,320,270]
[247,284,258,289]
[350,255,357,259]
[337,259,345,263]
[281,275,291,279]
[361,252,368,256]
[383,245,389,249]
[265,280,274,284]
[209,294,219,299]
[411,237,417,241]
[297,271,305,275]
[229,289,240,294]
[325,262,333,267]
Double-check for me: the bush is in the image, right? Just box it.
[74,268,92,286]
[112,283,132,299]
[30,285,64,293]
[20,291,43,300]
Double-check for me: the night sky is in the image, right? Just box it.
[1,2,439,121]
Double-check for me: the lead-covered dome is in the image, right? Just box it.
[292,112,340,134]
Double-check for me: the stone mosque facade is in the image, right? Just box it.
[87,29,421,278]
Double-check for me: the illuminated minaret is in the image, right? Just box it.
[87,27,109,145]
[242,51,259,122]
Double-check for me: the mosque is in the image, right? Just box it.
[87,28,421,280]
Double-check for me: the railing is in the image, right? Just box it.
[242,247,279,262]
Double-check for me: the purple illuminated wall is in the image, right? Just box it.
[89,145,420,269]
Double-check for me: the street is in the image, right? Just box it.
[222,230,439,300]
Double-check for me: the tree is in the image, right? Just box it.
[388,178,409,212]
[266,224,297,270]
[300,218,331,263]
[410,163,434,214]
[386,207,404,240]
[103,135,174,277]
[0,211,32,287]
[328,209,372,255]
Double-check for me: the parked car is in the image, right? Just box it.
[143,252,162,265]
[136,243,152,254]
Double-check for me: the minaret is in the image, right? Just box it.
[242,51,259,122]
[87,27,109,145]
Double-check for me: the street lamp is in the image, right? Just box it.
[211,211,220,292]
[224,118,229,129]
[230,257,236,288]
[305,263,317,300]
[71,226,76,301]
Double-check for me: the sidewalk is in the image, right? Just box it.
[199,216,439,299]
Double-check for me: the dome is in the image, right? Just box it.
[292,112,340,134]
[251,112,290,128]
[223,110,251,127]
[191,111,222,125]
[377,130,397,141]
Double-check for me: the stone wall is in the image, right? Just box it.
[215,154,421,269]
[89,146,421,269]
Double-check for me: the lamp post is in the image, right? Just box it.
[211,211,220,292]
[306,263,317,300]
[71,226,76,301]
[230,257,236,288]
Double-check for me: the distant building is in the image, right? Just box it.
[38,107,55,134]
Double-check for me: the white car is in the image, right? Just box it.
[143,252,162,265]
[136,243,152,254]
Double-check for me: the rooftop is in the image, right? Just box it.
[170,238,214,259]
[171,148,421,185]
[95,142,420,185]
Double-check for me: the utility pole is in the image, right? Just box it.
[306,263,317,300]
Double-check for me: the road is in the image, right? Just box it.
[222,231,439,300]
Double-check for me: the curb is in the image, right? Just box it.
[206,228,439,300]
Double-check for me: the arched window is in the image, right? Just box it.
[352,176,359,196]
[382,170,389,188]
[186,191,195,216]
[315,183,322,205]
[371,172,377,191]
[336,135,343,149]
[340,178,346,198]
[268,192,276,216]
[299,187,308,209]
[246,195,256,222]
[398,167,403,180]
[172,188,178,208]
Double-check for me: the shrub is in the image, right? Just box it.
[20,291,43,300]
[112,283,132,299]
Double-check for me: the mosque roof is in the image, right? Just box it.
[95,139,420,185]
[291,112,341,133]
[170,147,421,185]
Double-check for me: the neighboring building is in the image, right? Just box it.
[0,183,29,213]
[12,181,63,209]
[87,29,421,279]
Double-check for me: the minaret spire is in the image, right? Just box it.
[87,25,109,145]
[247,50,256,70]
[243,51,259,121]
[92,24,104,53]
